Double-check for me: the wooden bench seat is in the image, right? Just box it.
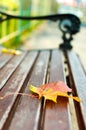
[0,49,86,130]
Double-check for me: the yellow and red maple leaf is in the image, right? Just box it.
[30,81,81,103]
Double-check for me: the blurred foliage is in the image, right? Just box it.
[51,0,59,13]
[0,0,59,49]
[0,0,19,11]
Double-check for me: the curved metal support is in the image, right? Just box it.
[59,15,81,50]
[0,11,81,50]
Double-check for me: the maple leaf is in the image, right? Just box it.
[30,81,81,103]
[2,48,22,55]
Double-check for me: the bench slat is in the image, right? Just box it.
[0,51,38,130]
[44,50,71,130]
[67,50,86,129]
[0,52,27,90]
[0,53,13,69]
[8,51,50,130]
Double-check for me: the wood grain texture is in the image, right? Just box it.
[67,50,86,129]
[0,49,85,130]
[0,53,13,69]
[0,51,27,90]
[0,51,38,130]
[44,50,71,130]
[8,51,50,130]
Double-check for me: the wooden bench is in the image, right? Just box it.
[0,49,86,130]
[0,13,86,130]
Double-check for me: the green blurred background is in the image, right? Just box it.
[0,0,86,48]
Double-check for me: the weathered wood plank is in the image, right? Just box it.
[66,50,86,129]
[0,53,13,69]
[0,51,27,90]
[8,51,50,130]
[0,51,38,130]
[44,50,71,130]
